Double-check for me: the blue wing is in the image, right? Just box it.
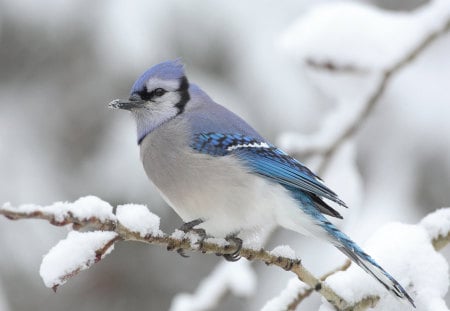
[191,133,348,214]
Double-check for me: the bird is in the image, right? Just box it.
[108,59,414,306]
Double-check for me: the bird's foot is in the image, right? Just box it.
[175,219,207,258]
[223,235,243,262]
[179,218,204,232]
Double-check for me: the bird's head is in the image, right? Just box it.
[109,59,191,143]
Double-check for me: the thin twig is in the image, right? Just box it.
[287,260,351,310]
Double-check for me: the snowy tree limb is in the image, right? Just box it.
[170,260,257,311]
[314,14,450,175]
[280,5,450,176]
[266,216,450,311]
[2,202,450,310]
[0,199,349,310]
[272,3,450,309]
[285,260,351,310]
[4,197,450,310]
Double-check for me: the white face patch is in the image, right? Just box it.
[226,142,270,151]
[132,82,183,142]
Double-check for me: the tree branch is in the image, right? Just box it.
[315,15,450,175]
[2,203,450,310]
[0,206,350,311]
[291,13,450,176]
[7,202,448,310]
[287,260,351,310]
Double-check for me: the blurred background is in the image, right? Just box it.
[0,0,449,310]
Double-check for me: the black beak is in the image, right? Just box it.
[108,98,145,110]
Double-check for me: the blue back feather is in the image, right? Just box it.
[191,132,347,207]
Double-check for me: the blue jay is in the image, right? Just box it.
[109,59,413,305]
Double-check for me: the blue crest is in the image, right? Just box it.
[131,59,185,94]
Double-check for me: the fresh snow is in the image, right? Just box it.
[2,196,116,223]
[270,245,297,260]
[204,237,229,248]
[39,231,118,289]
[420,207,450,242]
[116,204,162,237]
[170,229,186,240]
[261,278,309,311]
[280,0,450,71]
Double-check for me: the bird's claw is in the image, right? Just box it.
[174,219,207,258]
[223,236,243,262]
[177,248,189,258]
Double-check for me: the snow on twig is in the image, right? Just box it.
[263,261,352,311]
[278,0,450,175]
[40,231,119,291]
[116,204,163,237]
[261,278,310,311]
[420,208,450,251]
[1,196,116,229]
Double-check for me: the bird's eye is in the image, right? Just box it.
[153,88,166,97]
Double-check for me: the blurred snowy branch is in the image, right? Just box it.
[265,208,450,311]
[261,1,450,309]
[278,0,450,175]
[170,260,256,311]
[262,261,351,311]
[2,197,450,310]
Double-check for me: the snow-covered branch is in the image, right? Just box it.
[2,198,450,310]
[0,196,345,310]
[265,209,450,311]
[263,261,351,311]
[278,0,450,175]
[170,260,256,311]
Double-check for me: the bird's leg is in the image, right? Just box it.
[175,218,207,258]
[179,218,204,232]
[223,234,243,262]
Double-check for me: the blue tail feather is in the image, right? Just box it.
[287,187,415,306]
[321,219,414,306]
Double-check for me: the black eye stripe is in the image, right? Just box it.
[137,87,167,101]
[154,88,166,97]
